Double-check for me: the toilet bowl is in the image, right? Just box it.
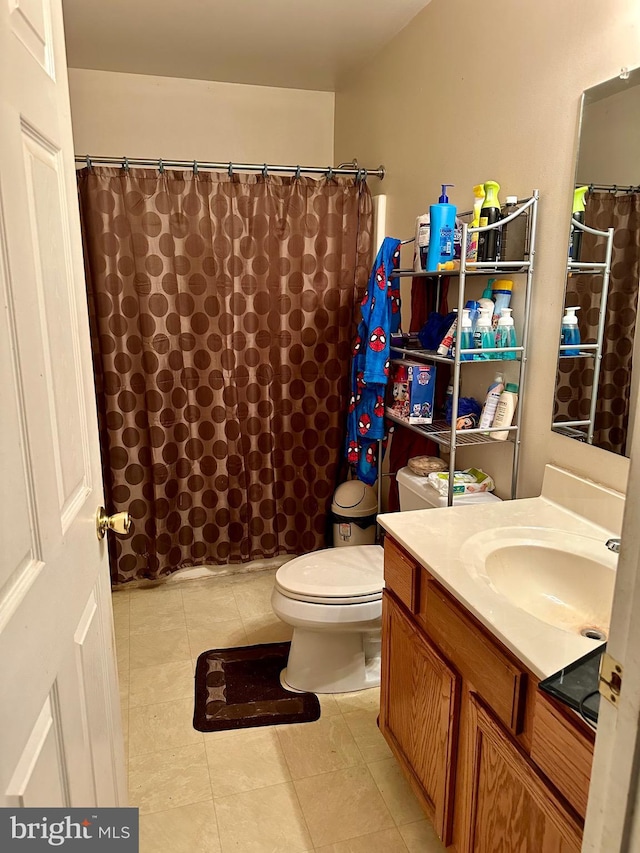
[272,469,501,694]
[271,545,384,694]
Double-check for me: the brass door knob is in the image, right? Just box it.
[96,507,132,540]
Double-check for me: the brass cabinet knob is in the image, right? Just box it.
[96,507,132,540]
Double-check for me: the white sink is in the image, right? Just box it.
[460,527,617,637]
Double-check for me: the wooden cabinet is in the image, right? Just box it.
[381,535,593,852]
[464,696,582,853]
[380,592,459,845]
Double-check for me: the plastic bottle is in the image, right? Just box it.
[473,307,495,360]
[491,280,513,325]
[426,184,457,271]
[457,308,475,361]
[465,299,480,330]
[478,282,495,315]
[561,306,581,356]
[467,183,485,262]
[569,186,589,262]
[477,180,501,263]
[478,373,505,431]
[413,213,430,271]
[500,196,528,270]
[495,308,517,360]
[437,310,458,356]
[491,383,519,440]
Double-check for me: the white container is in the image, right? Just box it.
[331,480,378,546]
[491,383,519,441]
[478,373,504,431]
[413,213,430,271]
[397,467,501,510]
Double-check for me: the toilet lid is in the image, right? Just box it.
[275,545,384,601]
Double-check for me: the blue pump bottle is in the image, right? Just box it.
[426,185,457,272]
[561,307,581,356]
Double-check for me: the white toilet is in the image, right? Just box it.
[272,467,502,694]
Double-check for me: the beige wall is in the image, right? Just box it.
[68,68,335,164]
[334,0,640,498]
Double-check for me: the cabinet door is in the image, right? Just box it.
[464,695,582,853]
[380,592,459,843]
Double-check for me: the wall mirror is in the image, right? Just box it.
[552,67,640,457]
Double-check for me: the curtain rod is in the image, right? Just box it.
[75,155,385,180]
[579,182,640,193]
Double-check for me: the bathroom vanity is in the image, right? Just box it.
[377,465,623,852]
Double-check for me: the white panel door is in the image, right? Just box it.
[0,0,126,806]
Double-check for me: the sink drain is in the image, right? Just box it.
[580,627,607,641]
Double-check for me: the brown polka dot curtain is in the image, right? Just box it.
[78,167,373,584]
[554,191,639,454]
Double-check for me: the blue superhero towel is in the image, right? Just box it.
[346,236,401,485]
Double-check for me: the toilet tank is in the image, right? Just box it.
[397,467,502,510]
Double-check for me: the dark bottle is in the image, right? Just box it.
[500,196,529,270]
[477,180,501,263]
[569,186,588,262]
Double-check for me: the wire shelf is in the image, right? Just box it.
[385,413,516,449]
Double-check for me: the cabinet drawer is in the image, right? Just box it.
[420,577,525,733]
[530,691,594,818]
[384,538,418,612]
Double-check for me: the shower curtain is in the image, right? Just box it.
[78,167,372,584]
[554,191,640,454]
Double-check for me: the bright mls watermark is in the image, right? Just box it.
[0,809,138,850]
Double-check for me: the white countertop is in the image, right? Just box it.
[378,493,617,680]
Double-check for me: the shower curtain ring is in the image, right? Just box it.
[362,168,368,182]
[158,158,165,174]
[295,165,301,180]
[192,160,198,175]
[122,157,130,172]
[327,166,334,180]
[228,162,234,178]
[262,163,269,178]
[85,155,92,170]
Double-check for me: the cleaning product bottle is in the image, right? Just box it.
[500,196,528,269]
[478,373,505,431]
[457,308,475,361]
[467,183,485,261]
[473,306,495,360]
[477,180,501,263]
[491,280,513,326]
[491,383,519,440]
[495,308,517,359]
[569,186,589,262]
[413,213,430,271]
[426,184,457,272]
[465,299,480,330]
[561,306,581,356]
[437,310,458,356]
[478,282,495,314]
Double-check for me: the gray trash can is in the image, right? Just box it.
[331,480,378,547]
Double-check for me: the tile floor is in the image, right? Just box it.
[114,568,446,853]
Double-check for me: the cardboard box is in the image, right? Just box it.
[386,360,436,425]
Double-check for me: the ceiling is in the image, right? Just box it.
[62,0,431,91]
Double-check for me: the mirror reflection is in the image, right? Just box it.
[552,68,640,456]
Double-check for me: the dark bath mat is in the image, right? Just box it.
[193,641,320,733]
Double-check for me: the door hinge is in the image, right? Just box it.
[599,652,623,707]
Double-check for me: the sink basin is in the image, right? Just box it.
[460,527,617,637]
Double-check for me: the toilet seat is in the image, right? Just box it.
[275,545,384,606]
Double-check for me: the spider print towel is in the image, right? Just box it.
[346,236,401,485]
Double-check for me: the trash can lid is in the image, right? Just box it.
[331,480,378,518]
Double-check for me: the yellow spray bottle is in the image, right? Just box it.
[477,180,501,263]
[467,183,485,262]
[569,186,589,262]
